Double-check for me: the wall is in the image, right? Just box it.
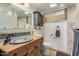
[75,4,79,28]
[67,6,76,55]
[67,6,76,29]
[44,10,66,23]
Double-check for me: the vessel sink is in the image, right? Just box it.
[9,36,32,44]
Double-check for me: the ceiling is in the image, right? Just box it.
[0,3,76,17]
[29,3,76,13]
[10,3,76,15]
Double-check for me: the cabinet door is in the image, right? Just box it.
[30,38,43,56]
[33,45,42,56]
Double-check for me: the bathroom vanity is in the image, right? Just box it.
[0,36,43,56]
[0,4,43,56]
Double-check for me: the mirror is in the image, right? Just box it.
[0,3,32,30]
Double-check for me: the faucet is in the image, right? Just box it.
[3,34,15,45]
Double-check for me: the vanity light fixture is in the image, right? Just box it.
[49,3,57,8]
[8,11,12,15]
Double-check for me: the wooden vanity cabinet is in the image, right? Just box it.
[7,44,31,56]
[1,37,43,56]
[29,38,43,56]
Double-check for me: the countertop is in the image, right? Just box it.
[0,36,42,53]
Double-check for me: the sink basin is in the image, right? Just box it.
[9,36,32,44]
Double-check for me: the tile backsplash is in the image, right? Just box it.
[0,32,30,40]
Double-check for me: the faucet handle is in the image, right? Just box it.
[3,39,8,45]
[3,34,15,45]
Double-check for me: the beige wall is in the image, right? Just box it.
[75,4,79,28]
[67,6,76,29]
[44,10,66,23]
[67,6,76,55]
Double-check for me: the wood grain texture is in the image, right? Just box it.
[0,36,43,56]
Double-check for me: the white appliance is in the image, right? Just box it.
[44,21,68,53]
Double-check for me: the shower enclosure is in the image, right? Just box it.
[73,29,79,56]
[44,21,68,53]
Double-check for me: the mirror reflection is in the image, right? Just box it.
[0,3,32,30]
